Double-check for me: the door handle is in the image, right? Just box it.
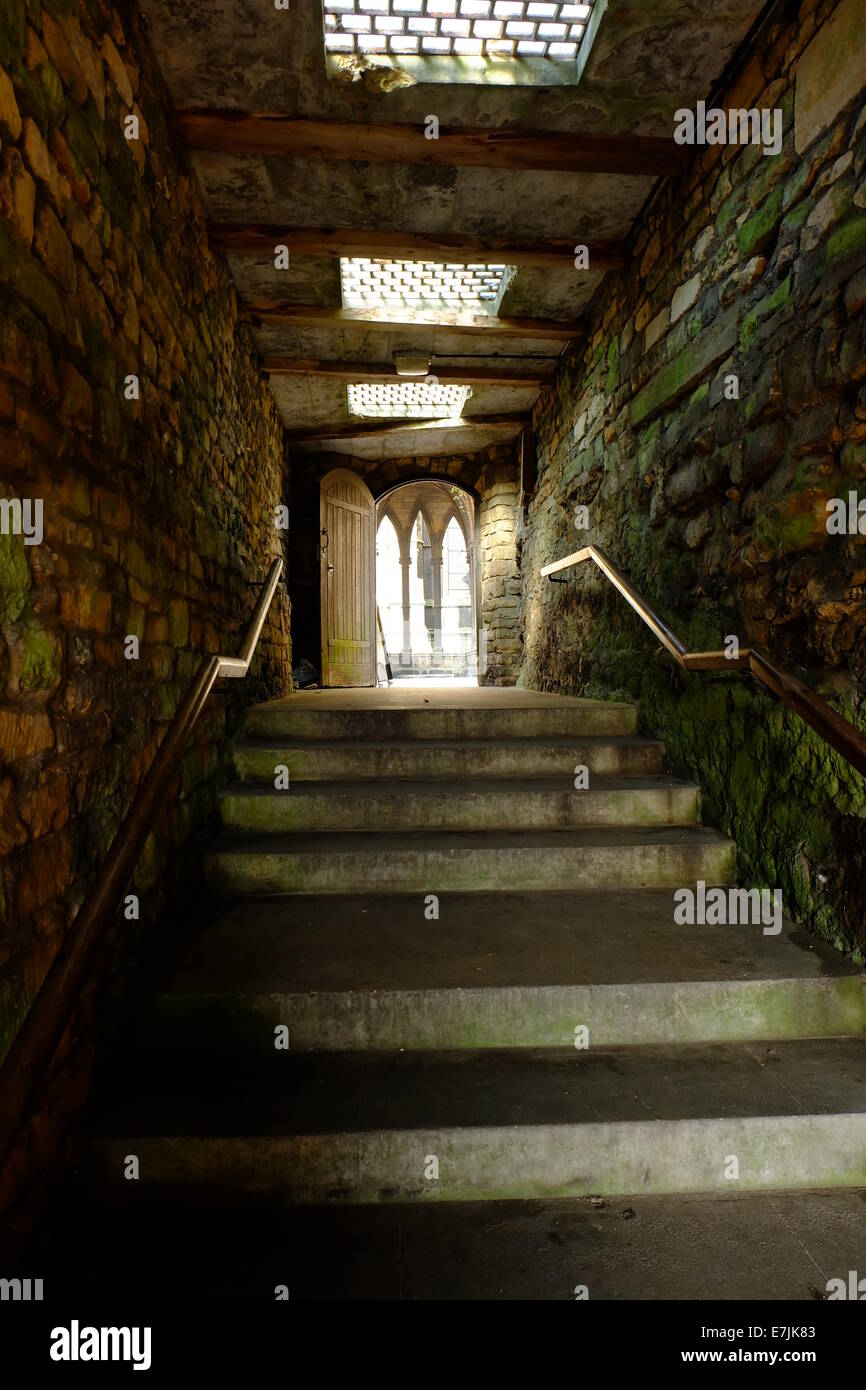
[327,563,334,572]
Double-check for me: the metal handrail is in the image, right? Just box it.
[541,546,866,778]
[0,558,284,1175]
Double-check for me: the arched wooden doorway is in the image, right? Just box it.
[320,468,376,687]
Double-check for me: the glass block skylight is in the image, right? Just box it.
[341,257,507,313]
[348,382,472,418]
[323,2,596,63]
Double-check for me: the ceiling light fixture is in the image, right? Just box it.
[394,355,431,377]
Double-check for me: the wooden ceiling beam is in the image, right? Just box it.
[262,358,555,387]
[241,304,578,340]
[210,224,626,272]
[287,414,529,445]
[175,111,687,178]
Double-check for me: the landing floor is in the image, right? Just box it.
[260,686,630,712]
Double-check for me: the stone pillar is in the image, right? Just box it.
[478,457,522,686]
[466,539,477,673]
[430,537,444,660]
[399,552,412,666]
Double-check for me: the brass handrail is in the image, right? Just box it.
[0,558,284,1175]
[541,546,866,778]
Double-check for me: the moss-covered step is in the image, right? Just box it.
[204,826,736,895]
[218,777,700,834]
[87,1039,866,1204]
[233,735,667,783]
[245,690,639,742]
[139,890,866,1054]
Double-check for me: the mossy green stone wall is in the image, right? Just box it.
[0,0,291,1096]
[520,0,866,957]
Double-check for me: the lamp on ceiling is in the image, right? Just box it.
[394,355,431,377]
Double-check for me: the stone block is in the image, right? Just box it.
[671,274,701,324]
[789,400,839,455]
[15,830,74,919]
[34,204,76,293]
[742,420,787,483]
[0,707,54,759]
[644,307,669,351]
[631,305,739,428]
[721,256,766,307]
[41,13,89,106]
[101,34,133,107]
[59,584,111,633]
[0,63,22,141]
[60,14,106,119]
[845,267,866,317]
[167,598,189,648]
[737,189,783,259]
[802,178,854,252]
[795,0,866,154]
[0,775,28,855]
[0,148,35,245]
[18,764,71,838]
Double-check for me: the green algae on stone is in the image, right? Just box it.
[16,619,62,693]
[605,337,620,396]
[826,215,866,265]
[740,274,792,352]
[0,524,30,624]
[737,189,783,259]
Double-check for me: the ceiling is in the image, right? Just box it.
[139,0,768,459]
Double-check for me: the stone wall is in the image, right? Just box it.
[291,443,522,686]
[478,453,522,686]
[0,0,291,1109]
[520,0,866,955]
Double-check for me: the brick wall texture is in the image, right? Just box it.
[0,0,292,1074]
[519,0,866,954]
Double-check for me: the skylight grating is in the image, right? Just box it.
[340,257,508,313]
[348,382,472,418]
[323,0,595,61]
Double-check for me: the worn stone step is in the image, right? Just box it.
[139,891,866,1054]
[205,826,736,895]
[219,777,700,834]
[233,735,667,783]
[245,689,638,742]
[87,1040,866,1203]
[27,1185,866,1301]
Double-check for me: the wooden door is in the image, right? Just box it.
[320,468,376,687]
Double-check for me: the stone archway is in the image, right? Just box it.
[375,480,478,680]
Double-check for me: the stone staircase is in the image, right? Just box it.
[36,689,866,1299]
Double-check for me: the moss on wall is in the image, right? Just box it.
[0,1,292,1096]
[520,0,866,958]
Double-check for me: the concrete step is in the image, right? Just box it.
[219,777,701,834]
[139,891,866,1054]
[87,1040,866,1203]
[205,826,736,895]
[27,1185,866,1300]
[245,690,638,742]
[233,735,667,783]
